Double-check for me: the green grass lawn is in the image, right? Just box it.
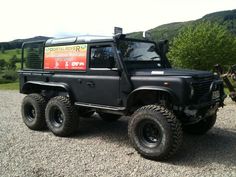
[0,49,21,62]
[0,82,19,90]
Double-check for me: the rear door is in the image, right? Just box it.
[76,43,121,107]
[19,41,47,92]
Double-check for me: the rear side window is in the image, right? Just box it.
[23,42,44,69]
[90,45,116,68]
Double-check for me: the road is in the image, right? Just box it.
[0,91,235,177]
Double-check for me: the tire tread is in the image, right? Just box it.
[46,96,78,137]
[129,105,183,160]
[22,93,47,130]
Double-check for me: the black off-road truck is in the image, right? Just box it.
[19,34,226,160]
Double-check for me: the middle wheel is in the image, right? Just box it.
[45,96,79,137]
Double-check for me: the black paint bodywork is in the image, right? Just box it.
[19,35,226,124]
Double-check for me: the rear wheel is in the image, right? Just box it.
[45,96,79,137]
[183,114,217,135]
[128,105,183,160]
[21,94,47,130]
[99,112,121,122]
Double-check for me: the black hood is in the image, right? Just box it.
[130,68,213,78]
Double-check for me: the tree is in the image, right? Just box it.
[168,22,236,70]
[6,55,17,70]
[0,59,6,70]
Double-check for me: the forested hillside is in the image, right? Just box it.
[0,36,50,51]
[128,9,236,42]
[0,9,235,86]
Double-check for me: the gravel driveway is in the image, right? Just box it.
[0,91,235,177]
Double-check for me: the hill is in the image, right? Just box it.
[128,9,236,42]
[0,36,51,51]
[1,9,236,50]
[11,36,51,43]
[0,9,236,55]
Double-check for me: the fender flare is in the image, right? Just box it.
[126,86,179,108]
[21,81,73,98]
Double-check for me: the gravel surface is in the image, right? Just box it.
[0,91,235,177]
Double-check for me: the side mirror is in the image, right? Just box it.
[157,40,171,68]
[157,40,169,55]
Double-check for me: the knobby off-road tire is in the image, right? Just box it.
[128,105,183,160]
[45,96,79,137]
[183,114,217,135]
[21,94,47,130]
[99,112,121,122]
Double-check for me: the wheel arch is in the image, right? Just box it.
[21,81,74,101]
[126,86,179,111]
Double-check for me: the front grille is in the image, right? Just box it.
[192,76,214,100]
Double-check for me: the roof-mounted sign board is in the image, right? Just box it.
[44,44,87,70]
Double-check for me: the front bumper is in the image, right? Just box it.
[181,81,226,125]
[188,94,226,110]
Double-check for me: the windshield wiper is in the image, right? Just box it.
[132,55,143,59]
[150,56,160,60]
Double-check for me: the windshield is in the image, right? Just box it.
[118,40,164,70]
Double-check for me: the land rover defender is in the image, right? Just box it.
[19,34,226,160]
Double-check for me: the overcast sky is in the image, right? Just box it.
[0,0,235,42]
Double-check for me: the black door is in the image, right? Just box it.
[77,43,121,107]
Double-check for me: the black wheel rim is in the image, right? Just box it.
[25,103,36,121]
[49,106,64,127]
[137,120,162,148]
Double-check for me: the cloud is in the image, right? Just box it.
[0,0,235,41]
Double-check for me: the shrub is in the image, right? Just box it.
[0,59,6,70]
[168,22,236,70]
[2,70,18,81]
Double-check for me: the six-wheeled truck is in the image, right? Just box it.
[19,34,226,160]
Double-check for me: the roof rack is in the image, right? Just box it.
[45,35,116,46]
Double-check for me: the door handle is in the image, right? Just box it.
[86,81,95,87]
[78,79,82,84]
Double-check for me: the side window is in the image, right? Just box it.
[23,42,44,69]
[90,45,116,68]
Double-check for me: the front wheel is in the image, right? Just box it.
[183,114,217,135]
[128,105,183,160]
